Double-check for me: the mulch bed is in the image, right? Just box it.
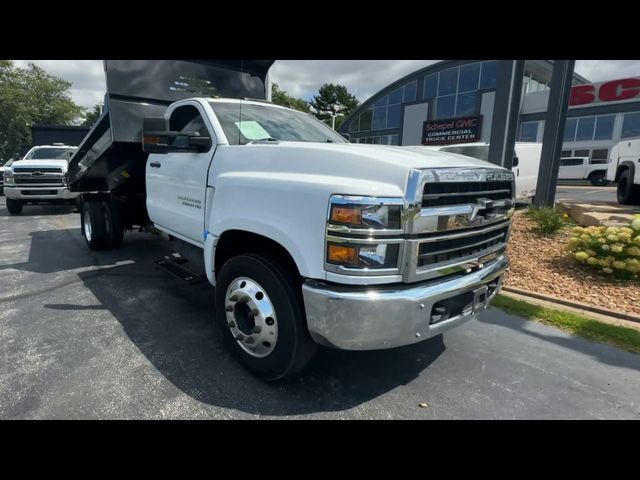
[503,211,640,316]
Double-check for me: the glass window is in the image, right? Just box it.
[349,117,359,133]
[480,61,498,89]
[390,134,399,145]
[560,158,584,166]
[594,115,615,140]
[210,101,346,145]
[456,92,477,116]
[621,112,640,139]
[458,63,480,92]
[424,74,438,99]
[403,81,417,103]
[564,118,577,142]
[438,68,458,96]
[591,149,609,164]
[365,137,373,144]
[388,87,403,105]
[574,149,590,158]
[359,108,373,131]
[386,103,401,129]
[561,150,572,157]
[435,95,456,119]
[373,136,381,144]
[374,96,388,109]
[576,117,596,141]
[373,106,387,130]
[25,147,77,160]
[519,122,538,142]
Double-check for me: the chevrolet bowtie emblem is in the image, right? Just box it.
[32,171,44,176]
[469,198,493,222]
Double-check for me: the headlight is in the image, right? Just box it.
[3,171,15,186]
[328,196,402,230]
[326,195,404,272]
[327,242,400,269]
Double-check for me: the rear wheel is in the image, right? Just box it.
[589,171,609,186]
[215,254,316,380]
[102,199,124,249]
[82,201,109,250]
[617,170,640,205]
[6,198,23,215]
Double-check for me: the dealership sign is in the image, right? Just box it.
[422,115,482,145]
[570,77,640,107]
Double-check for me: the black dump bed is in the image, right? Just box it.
[68,60,274,193]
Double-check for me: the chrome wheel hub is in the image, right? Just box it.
[225,277,278,358]
[83,210,92,242]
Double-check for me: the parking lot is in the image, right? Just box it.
[1,195,639,419]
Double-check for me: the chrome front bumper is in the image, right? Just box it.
[4,186,79,201]
[302,254,508,350]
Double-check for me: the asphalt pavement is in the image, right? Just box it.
[1,196,639,419]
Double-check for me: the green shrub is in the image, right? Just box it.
[526,206,566,234]
[567,214,640,280]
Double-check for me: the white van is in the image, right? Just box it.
[411,142,540,202]
[558,157,609,185]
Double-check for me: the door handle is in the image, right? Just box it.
[149,161,162,168]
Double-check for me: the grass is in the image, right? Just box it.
[525,206,566,234]
[492,294,640,355]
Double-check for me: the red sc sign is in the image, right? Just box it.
[570,78,640,106]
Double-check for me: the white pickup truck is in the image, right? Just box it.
[607,138,640,205]
[67,60,514,380]
[3,144,79,214]
[558,156,609,186]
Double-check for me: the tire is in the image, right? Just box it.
[102,199,124,249]
[589,172,609,186]
[81,201,109,250]
[215,254,317,380]
[617,170,640,205]
[6,198,23,215]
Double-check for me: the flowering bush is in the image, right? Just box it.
[567,214,640,280]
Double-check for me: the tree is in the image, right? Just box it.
[309,83,359,129]
[82,102,103,126]
[0,61,84,162]
[271,83,309,113]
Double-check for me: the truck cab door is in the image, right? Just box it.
[146,103,215,245]
[558,157,585,180]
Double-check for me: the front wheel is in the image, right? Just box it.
[6,198,23,215]
[617,170,640,205]
[215,254,316,380]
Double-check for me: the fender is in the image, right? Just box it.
[616,161,636,183]
[203,222,310,287]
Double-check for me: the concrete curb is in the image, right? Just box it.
[501,286,640,324]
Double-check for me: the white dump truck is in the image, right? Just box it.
[67,60,515,379]
[607,138,640,205]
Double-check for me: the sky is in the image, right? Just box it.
[12,60,640,110]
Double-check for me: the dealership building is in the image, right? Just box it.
[339,60,640,165]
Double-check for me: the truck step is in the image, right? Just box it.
[154,254,206,285]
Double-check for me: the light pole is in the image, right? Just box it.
[317,102,347,130]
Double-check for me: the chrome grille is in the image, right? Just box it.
[14,167,63,173]
[15,178,64,185]
[417,223,509,268]
[422,181,513,207]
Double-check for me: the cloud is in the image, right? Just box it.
[11,60,640,110]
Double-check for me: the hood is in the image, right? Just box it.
[10,159,70,172]
[214,141,510,199]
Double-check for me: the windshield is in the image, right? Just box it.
[2,159,14,167]
[210,101,347,145]
[25,148,76,161]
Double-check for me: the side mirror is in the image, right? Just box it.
[512,156,519,167]
[341,133,351,142]
[143,116,174,154]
